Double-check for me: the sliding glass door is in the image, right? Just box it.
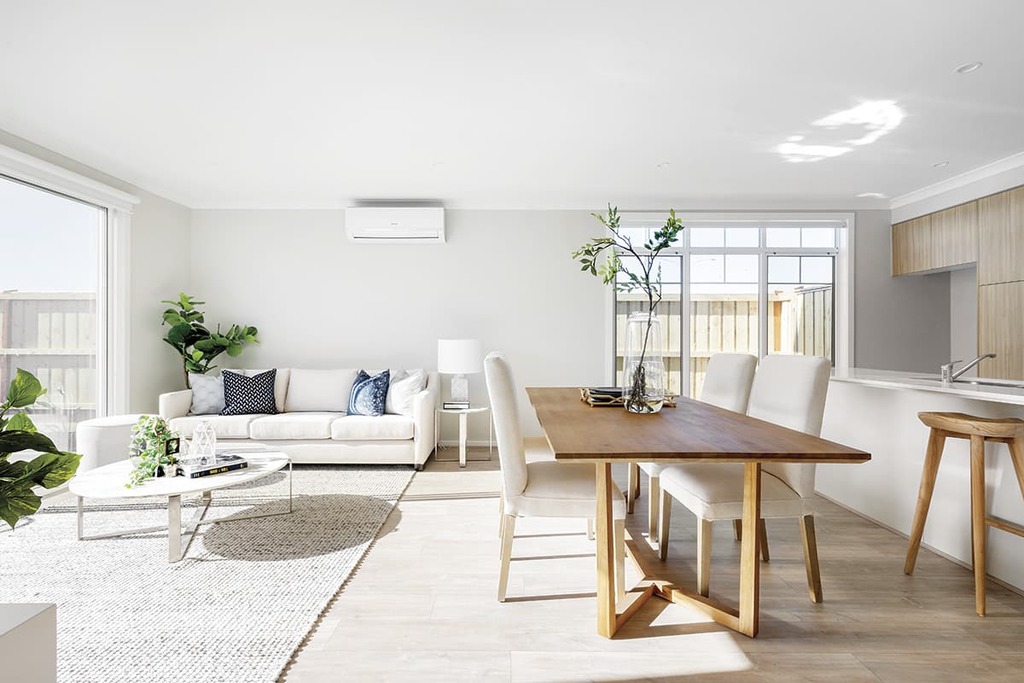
[0,176,103,449]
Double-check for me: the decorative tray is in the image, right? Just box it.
[580,387,677,408]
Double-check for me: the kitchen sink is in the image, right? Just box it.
[909,377,1024,390]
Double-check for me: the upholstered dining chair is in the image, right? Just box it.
[657,354,831,602]
[627,353,758,544]
[485,352,627,603]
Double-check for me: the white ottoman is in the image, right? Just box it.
[75,414,144,472]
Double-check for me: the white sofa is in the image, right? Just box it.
[158,368,439,469]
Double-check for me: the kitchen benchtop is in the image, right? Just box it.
[831,367,1024,406]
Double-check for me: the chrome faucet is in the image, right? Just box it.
[941,353,997,383]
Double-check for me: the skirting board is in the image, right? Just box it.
[815,490,1024,599]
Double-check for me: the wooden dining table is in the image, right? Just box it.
[526,387,871,638]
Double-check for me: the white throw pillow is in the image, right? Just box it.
[386,369,427,416]
[189,372,225,415]
[284,369,359,413]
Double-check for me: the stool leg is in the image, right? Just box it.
[970,435,987,616]
[905,428,946,575]
[626,463,638,514]
[1007,437,1024,502]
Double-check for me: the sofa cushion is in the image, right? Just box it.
[169,414,259,440]
[348,370,390,416]
[331,415,414,441]
[386,369,426,417]
[248,413,341,440]
[188,372,225,415]
[238,368,291,413]
[222,369,277,415]
[284,369,358,413]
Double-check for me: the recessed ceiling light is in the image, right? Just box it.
[932,161,949,168]
[954,62,983,74]
[656,161,671,169]
[857,192,887,199]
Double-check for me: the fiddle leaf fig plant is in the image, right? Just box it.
[161,293,259,388]
[0,369,82,529]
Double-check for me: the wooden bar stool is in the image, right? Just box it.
[904,411,1024,616]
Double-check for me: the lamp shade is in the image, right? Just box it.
[437,339,483,375]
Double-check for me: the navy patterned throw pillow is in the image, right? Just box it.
[221,369,278,415]
[348,369,390,416]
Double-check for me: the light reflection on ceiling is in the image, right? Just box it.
[778,100,905,163]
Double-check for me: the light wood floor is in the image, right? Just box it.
[282,450,1024,682]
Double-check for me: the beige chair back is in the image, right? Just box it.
[747,354,831,497]
[700,353,758,413]
[484,352,529,499]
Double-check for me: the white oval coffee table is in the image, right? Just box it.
[69,452,292,562]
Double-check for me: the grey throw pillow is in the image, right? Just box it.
[189,372,225,415]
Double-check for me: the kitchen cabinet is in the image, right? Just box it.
[978,186,1024,285]
[891,204,976,276]
[978,281,1024,380]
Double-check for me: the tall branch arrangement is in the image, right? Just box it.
[572,205,684,412]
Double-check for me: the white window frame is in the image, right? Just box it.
[0,144,140,415]
[604,212,855,392]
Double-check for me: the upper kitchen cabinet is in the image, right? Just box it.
[892,204,977,275]
[978,186,1024,285]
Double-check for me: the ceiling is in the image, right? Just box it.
[2,1,1023,210]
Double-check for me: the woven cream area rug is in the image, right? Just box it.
[0,465,413,683]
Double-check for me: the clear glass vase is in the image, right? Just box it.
[622,311,666,414]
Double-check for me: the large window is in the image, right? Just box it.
[0,177,103,449]
[0,145,138,449]
[613,216,847,398]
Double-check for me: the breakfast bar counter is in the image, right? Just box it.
[818,368,1024,592]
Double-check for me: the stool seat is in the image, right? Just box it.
[907,410,1024,617]
[918,411,1024,439]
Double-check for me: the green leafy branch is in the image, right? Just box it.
[572,205,684,315]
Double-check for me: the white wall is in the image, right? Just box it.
[189,209,607,439]
[0,130,192,413]
[950,267,978,375]
[852,210,951,372]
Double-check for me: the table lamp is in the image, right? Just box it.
[437,339,483,404]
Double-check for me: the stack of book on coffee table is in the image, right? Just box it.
[180,453,249,479]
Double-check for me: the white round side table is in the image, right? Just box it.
[435,406,492,467]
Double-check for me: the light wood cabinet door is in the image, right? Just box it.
[892,204,977,276]
[892,215,931,275]
[932,202,978,268]
[978,186,1024,285]
[978,282,1024,380]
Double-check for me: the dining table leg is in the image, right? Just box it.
[738,462,762,637]
[595,461,617,637]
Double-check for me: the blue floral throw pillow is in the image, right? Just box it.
[348,369,390,416]
[221,369,278,415]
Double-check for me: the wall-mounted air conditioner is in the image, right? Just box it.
[345,206,445,243]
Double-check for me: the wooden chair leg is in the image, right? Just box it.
[648,475,661,541]
[498,514,516,602]
[658,488,672,561]
[697,518,712,596]
[905,427,946,574]
[614,518,626,604]
[626,462,639,513]
[587,518,595,541]
[497,494,504,538]
[970,435,987,616]
[733,519,742,542]
[758,519,770,562]
[799,514,823,603]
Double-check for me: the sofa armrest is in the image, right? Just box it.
[159,390,193,420]
[412,371,440,466]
